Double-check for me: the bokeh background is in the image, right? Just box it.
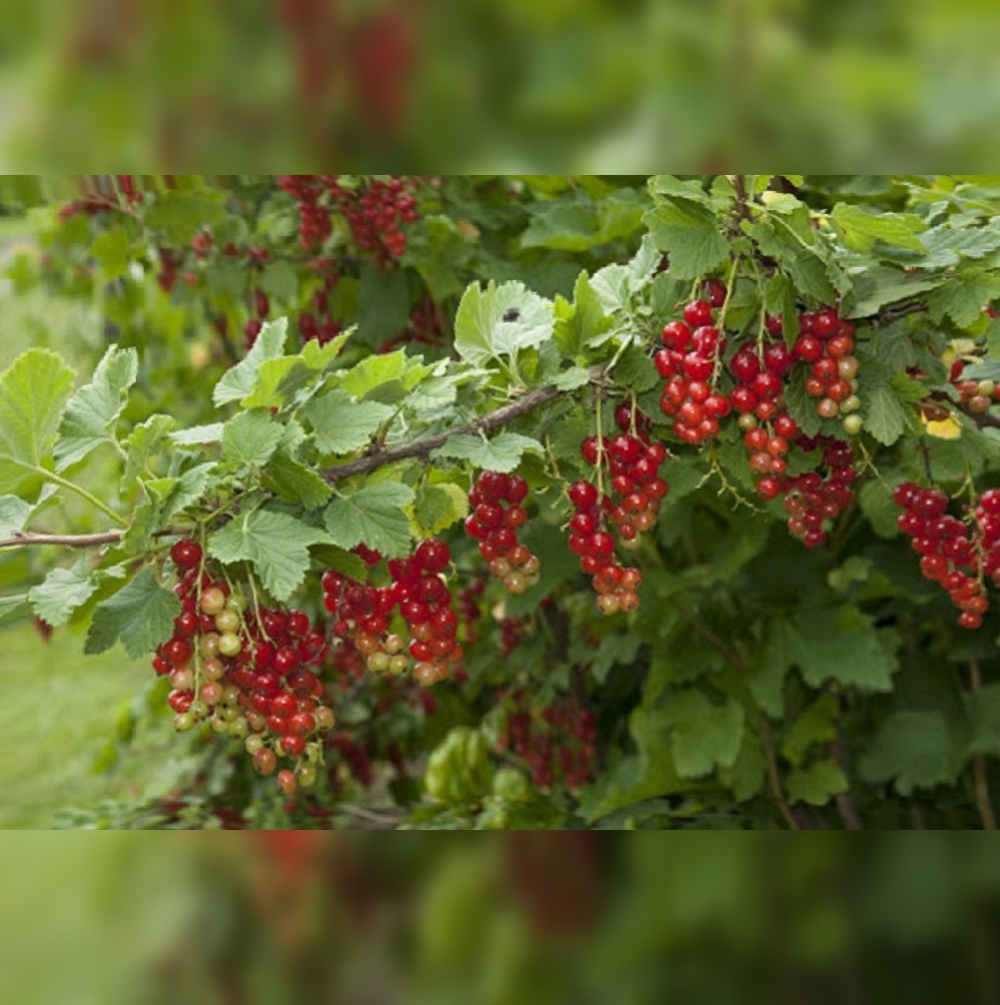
[3,833,1000,1005]
[0,0,999,169]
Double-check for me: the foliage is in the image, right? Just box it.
[4,174,1000,829]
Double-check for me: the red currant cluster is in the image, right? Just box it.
[322,569,409,678]
[277,175,419,263]
[457,581,486,644]
[893,482,996,629]
[738,413,797,501]
[161,539,334,796]
[377,295,445,354]
[389,540,462,686]
[792,308,863,432]
[567,413,667,614]
[780,437,856,548]
[497,691,597,790]
[464,471,540,594]
[298,268,344,347]
[499,616,529,658]
[656,290,730,445]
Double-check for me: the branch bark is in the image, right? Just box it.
[0,530,126,551]
[319,366,604,484]
[0,368,605,550]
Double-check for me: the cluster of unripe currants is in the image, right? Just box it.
[464,471,540,594]
[161,539,334,796]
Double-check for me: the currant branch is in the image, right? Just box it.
[319,365,605,484]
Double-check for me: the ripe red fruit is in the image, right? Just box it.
[683,300,714,328]
[661,321,693,350]
[415,538,451,573]
[170,538,203,570]
[569,480,598,511]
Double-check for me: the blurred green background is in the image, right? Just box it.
[1,0,1000,169]
[2,832,1000,1005]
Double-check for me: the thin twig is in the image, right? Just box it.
[319,365,604,484]
[0,530,126,551]
[967,660,997,831]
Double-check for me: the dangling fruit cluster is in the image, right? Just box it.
[321,570,409,678]
[389,539,463,686]
[496,691,597,790]
[568,413,667,614]
[464,471,540,594]
[780,437,857,548]
[276,175,420,262]
[656,291,730,445]
[894,482,992,629]
[793,308,863,432]
[162,538,334,795]
[950,359,998,416]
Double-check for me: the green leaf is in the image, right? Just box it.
[0,494,31,536]
[209,508,330,602]
[28,561,98,628]
[414,483,468,536]
[222,410,284,467]
[0,593,29,622]
[862,380,909,446]
[521,189,645,252]
[839,267,944,319]
[782,694,840,767]
[144,191,227,243]
[85,568,180,659]
[644,200,729,280]
[0,349,75,493]
[859,709,966,795]
[160,462,217,521]
[614,345,660,393]
[830,203,926,252]
[785,759,848,806]
[358,265,411,345]
[90,226,130,281]
[432,432,543,474]
[926,269,1000,328]
[744,220,838,305]
[591,634,642,685]
[966,683,1000,756]
[553,272,611,358]
[170,423,223,446]
[302,389,394,455]
[213,318,288,406]
[453,281,554,367]
[791,606,899,692]
[324,483,415,558]
[263,453,332,510]
[122,414,175,488]
[919,223,1000,268]
[339,350,430,403]
[241,333,349,411]
[660,690,745,778]
[55,346,138,471]
[258,260,298,303]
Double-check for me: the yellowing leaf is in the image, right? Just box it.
[922,414,962,440]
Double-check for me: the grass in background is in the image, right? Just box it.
[0,620,163,828]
